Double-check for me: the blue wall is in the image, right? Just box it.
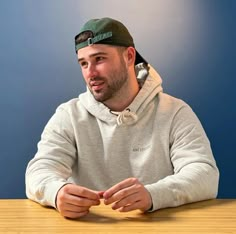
[0,0,235,198]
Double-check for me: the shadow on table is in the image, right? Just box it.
[73,199,235,224]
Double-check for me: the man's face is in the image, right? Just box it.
[77,44,129,103]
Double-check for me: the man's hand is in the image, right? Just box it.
[56,184,101,219]
[103,178,152,212]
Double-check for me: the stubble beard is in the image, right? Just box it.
[89,58,129,103]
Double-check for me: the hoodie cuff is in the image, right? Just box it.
[144,183,165,212]
[44,181,69,208]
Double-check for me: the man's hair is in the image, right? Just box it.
[75,31,93,45]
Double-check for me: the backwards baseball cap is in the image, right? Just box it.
[75,17,147,65]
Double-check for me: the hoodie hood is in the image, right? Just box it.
[79,63,163,125]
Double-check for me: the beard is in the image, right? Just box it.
[88,56,129,103]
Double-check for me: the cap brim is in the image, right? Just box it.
[135,50,148,65]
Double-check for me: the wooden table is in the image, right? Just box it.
[0,199,235,233]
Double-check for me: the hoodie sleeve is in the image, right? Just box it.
[25,104,77,208]
[145,103,219,211]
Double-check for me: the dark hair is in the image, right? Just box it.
[75,31,94,45]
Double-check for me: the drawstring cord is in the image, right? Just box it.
[110,108,138,126]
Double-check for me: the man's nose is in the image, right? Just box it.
[87,64,98,78]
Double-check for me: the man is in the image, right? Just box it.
[25,17,219,219]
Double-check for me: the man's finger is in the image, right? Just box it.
[117,200,142,212]
[61,209,89,219]
[103,178,138,199]
[65,184,100,200]
[111,192,139,210]
[66,194,101,207]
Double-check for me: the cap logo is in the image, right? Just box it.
[93,31,112,43]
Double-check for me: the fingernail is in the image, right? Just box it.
[103,199,109,205]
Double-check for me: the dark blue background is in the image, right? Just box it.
[0,0,235,198]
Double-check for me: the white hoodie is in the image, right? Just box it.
[25,64,219,211]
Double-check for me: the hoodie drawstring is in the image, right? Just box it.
[110,109,138,126]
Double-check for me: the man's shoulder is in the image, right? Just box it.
[158,92,187,107]
[57,98,80,110]
[54,98,84,117]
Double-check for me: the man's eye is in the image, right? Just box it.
[80,61,88,67]
[96,57,104,62]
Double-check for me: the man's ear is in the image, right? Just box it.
[126,47,136,66]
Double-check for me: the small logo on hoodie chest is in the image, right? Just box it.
[132,145,151,152]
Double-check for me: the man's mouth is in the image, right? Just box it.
[90,81,105,91]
